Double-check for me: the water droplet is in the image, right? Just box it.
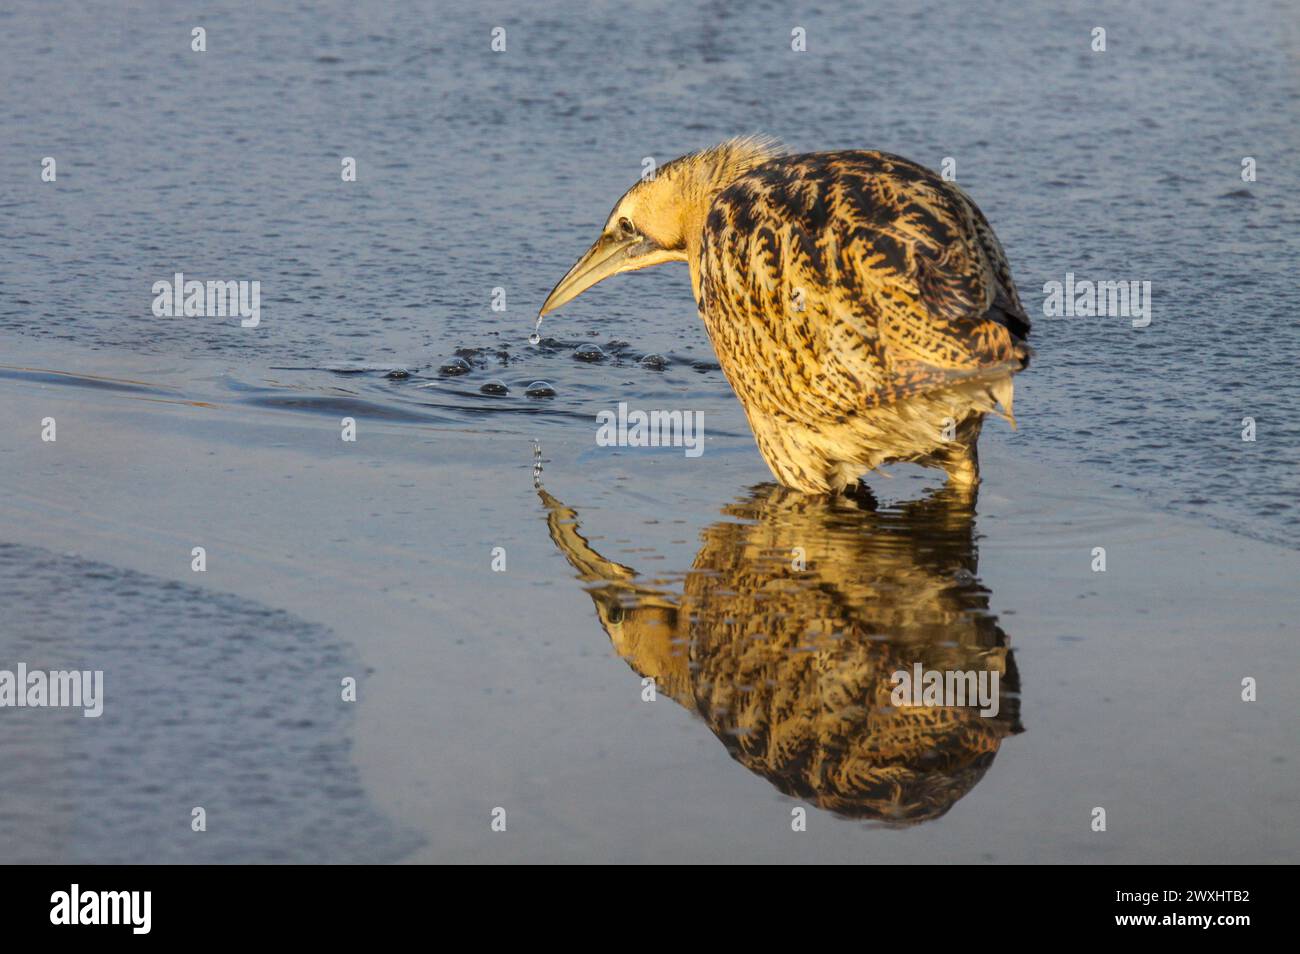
[525,380,556,398]
[480,379,510,395]
[528,332,541,345]
[573,343,606,362]
[439,356,472,376]
[639,353,668,370]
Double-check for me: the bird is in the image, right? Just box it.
[538,137,1031,496]
[537,480,1023,824]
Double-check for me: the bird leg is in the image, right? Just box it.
[934,416,983,493]
[945,453,979,488]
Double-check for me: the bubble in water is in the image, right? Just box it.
[525,380,556,398]
[573,343,605,362]
[480,379,510,395]
[528,332,541,345]
[385,368,411,380]
[639,353,668,371]
[439,356,472,376]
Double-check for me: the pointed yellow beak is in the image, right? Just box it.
[539,233,650,317]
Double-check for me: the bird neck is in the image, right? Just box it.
[671,139,782,299]
[678,174,741,301]
[683,196,715,301]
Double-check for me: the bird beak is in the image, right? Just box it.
[539,233,653,317]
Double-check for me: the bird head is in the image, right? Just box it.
[539,136,785,317]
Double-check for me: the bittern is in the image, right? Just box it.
[538,482,1023,823]
[539,137,1030,495]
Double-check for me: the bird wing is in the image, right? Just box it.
[699,151,1029,421]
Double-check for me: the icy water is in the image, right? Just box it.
[1,0,1298,863]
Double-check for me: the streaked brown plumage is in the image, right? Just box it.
[539,482,1023,824]
[540,137,1031,494]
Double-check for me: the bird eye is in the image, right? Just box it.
[607,604,624,624]
[617,217,636,238]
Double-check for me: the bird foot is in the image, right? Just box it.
[840,481,879,511]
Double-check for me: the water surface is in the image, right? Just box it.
[1,0,1298,862]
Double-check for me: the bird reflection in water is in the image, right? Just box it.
[539,482,1023,826]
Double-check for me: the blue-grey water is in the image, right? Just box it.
[1,0,1298,863]
[3,0,1298,544]
[0,542,414,863]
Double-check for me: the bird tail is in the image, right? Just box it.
[988,376,1016,429]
